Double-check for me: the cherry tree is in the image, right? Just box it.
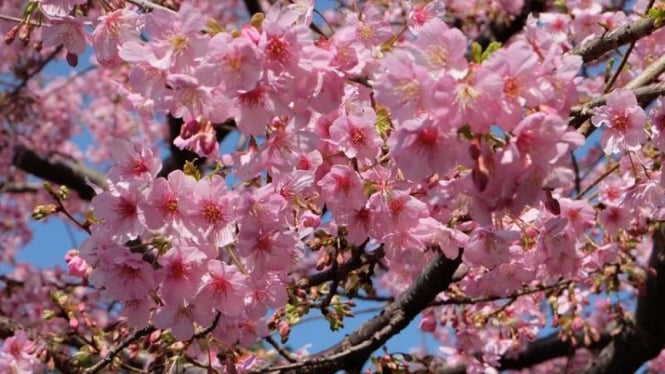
[3,0,665,372]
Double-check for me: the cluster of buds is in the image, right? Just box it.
[3,1,40,47]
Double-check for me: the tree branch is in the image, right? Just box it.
[571,15,664,62]
[295,246,385,289]
[583,225,665,373]
[257,250,462,373]
[500,331,611,371]
[243,0,262,16]
[12,145,108,201]
[83,325,156,374]
[570,82,665,135]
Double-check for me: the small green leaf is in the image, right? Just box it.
[647,7,665,21]
[183,160,201,180]
[470,42,483,63]
[481,41,502,61]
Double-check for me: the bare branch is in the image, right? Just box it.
[12,145,107,201]
[500,331,611,371]
[0,182,40,194]
[243,0,262,16]
[571,16,664,62]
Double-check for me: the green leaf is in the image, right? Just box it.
[285,303,301,325]
[647,7,665,21]
[183,160,201,180]
[481,41,502,61]
[470,42,483,63]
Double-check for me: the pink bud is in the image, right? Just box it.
[66,52,78,67]
[4,25,19,45]
[419,314,437,333]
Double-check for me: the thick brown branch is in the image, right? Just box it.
[583,225,665,373]
[570,82,665,135]
[571,16,663,62]
[12,145,108,201]
[259,250,462,374]
[500,331,611,371]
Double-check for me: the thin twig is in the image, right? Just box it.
[83,325,156,374]
[10,46,63,96]
[571,153,582,196]
[265,336,298,363]
[0,13,49,26]
[603,42,636,93]
[575,163,620,199]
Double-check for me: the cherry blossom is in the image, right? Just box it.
[2,0,665,373]
[591,89,647,155]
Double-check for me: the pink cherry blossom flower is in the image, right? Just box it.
[107,138,162,184]
[65,249,89,278]
[41,16,87,65]
[39,0,86,17]
[435,64,504,133]
[91,182,145,240]
[367,191,429,239]
[122,299,153,327]
[0,330,42,373]
[388,117,466,180]
[233,79,290,136]
[464,228,520,268]
[142,3,208,71]
[336,206,371,245]
[195,260,248,317]
[153,301,208,340]
[513,113,584,166]
[181,175,235,237]
[329,105,382,162]
[537,217,582,277]
[597,175,631,207]
[410,18,468,76]
[89,245,157,301]
[207,32,264,92]
[484,41,553,129]
[158,244,207,304]
[591,89,647,155]
[373,50,435,123]
[140,170,196,233]
[559,198,595,235]
[237,220,300,273]
[173,118,221,158]
[599,206,632,236]
[317,164,366,215]
[243,274,289,319]
[648,97,665,151]
[92,9,141,67]
[259,3,313,73]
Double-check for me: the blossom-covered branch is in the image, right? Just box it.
[571,14,664,62]
[583,225,665,373]
[258,250,462,373]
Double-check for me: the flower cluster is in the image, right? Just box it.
[2,0,665,372]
